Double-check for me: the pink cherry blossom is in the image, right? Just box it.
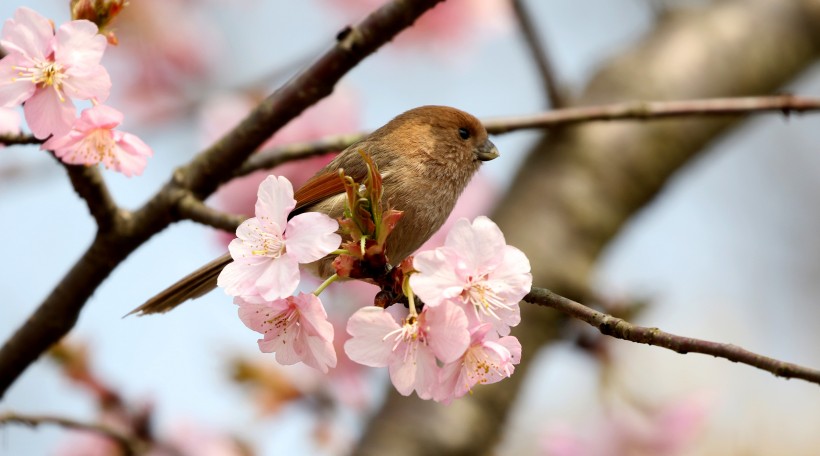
[410,216,532,336]
[435,324,521,404]
[344,303,469,399]
[236,292,337,373]
[42,104,153,176]
[0,7,110,138]
[217,175,342,300]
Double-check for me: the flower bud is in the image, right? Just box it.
[70,0,126,44]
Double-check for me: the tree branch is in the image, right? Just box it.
[177,193,246,232]
[0,411,143,456]
[59,162,121,233]
[482,94,820,134]
[525,287,820,386]
[511,0,565,107]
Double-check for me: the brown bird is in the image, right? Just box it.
[130,105,499,316]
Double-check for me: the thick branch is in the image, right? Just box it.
[0,412,142,456]
[525,287,820,385]
[61,163,121,232]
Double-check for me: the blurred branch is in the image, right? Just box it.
[177,193,247,232]
[0,0,446,398]
[511,0,566,107]
[525,287,820,386]
[0,412,143,456]
[0,133,40,145]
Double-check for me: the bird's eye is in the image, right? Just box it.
[458,127,470,140]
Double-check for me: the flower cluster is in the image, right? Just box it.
[0,7,152,175]
[219,167,532,403]
[218,175,342,373]
[345,216,531,403]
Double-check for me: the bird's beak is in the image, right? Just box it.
[475,139,500,162]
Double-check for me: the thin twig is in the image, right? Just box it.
[483,94,820,134]
[511,0,566,108]
[0,412,143,456]
[525,287,820,386]
[0,133,40,146]
[177,193,247,232]
[235,133,365,178]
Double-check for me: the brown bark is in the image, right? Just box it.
[352,1,820,454]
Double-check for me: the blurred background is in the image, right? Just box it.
[2,0,820,454]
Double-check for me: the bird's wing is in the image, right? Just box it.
[126,252,232,316]
[292,171,348,214]
[292,156,370,214]
[131,152,373,316]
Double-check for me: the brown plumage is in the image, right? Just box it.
[130,105,498,316]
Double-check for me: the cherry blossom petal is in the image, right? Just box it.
[255,255,300,301]
[265,328,300,363]
[388,342,438,398]
[45,132,86,164]
[410,249,465,306]
[299,333,337,373]
[422,302,469,363]
[54,20,106,69]
[444,216,506,271]
[490,245,532,303]
[291,293,334,340]
[344,306,399,367]
[497,335,521,364]
[74,102,121,129]
[1,7,53,60]
[236,295,288,330]
[217,256,269,296]
[63,65,111,101]
[255,175,294,229]
[111,131,152,177]
[285,212,341,263]
[231,218,268,254]
[0,56,36,106]
[24,87,75,138]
